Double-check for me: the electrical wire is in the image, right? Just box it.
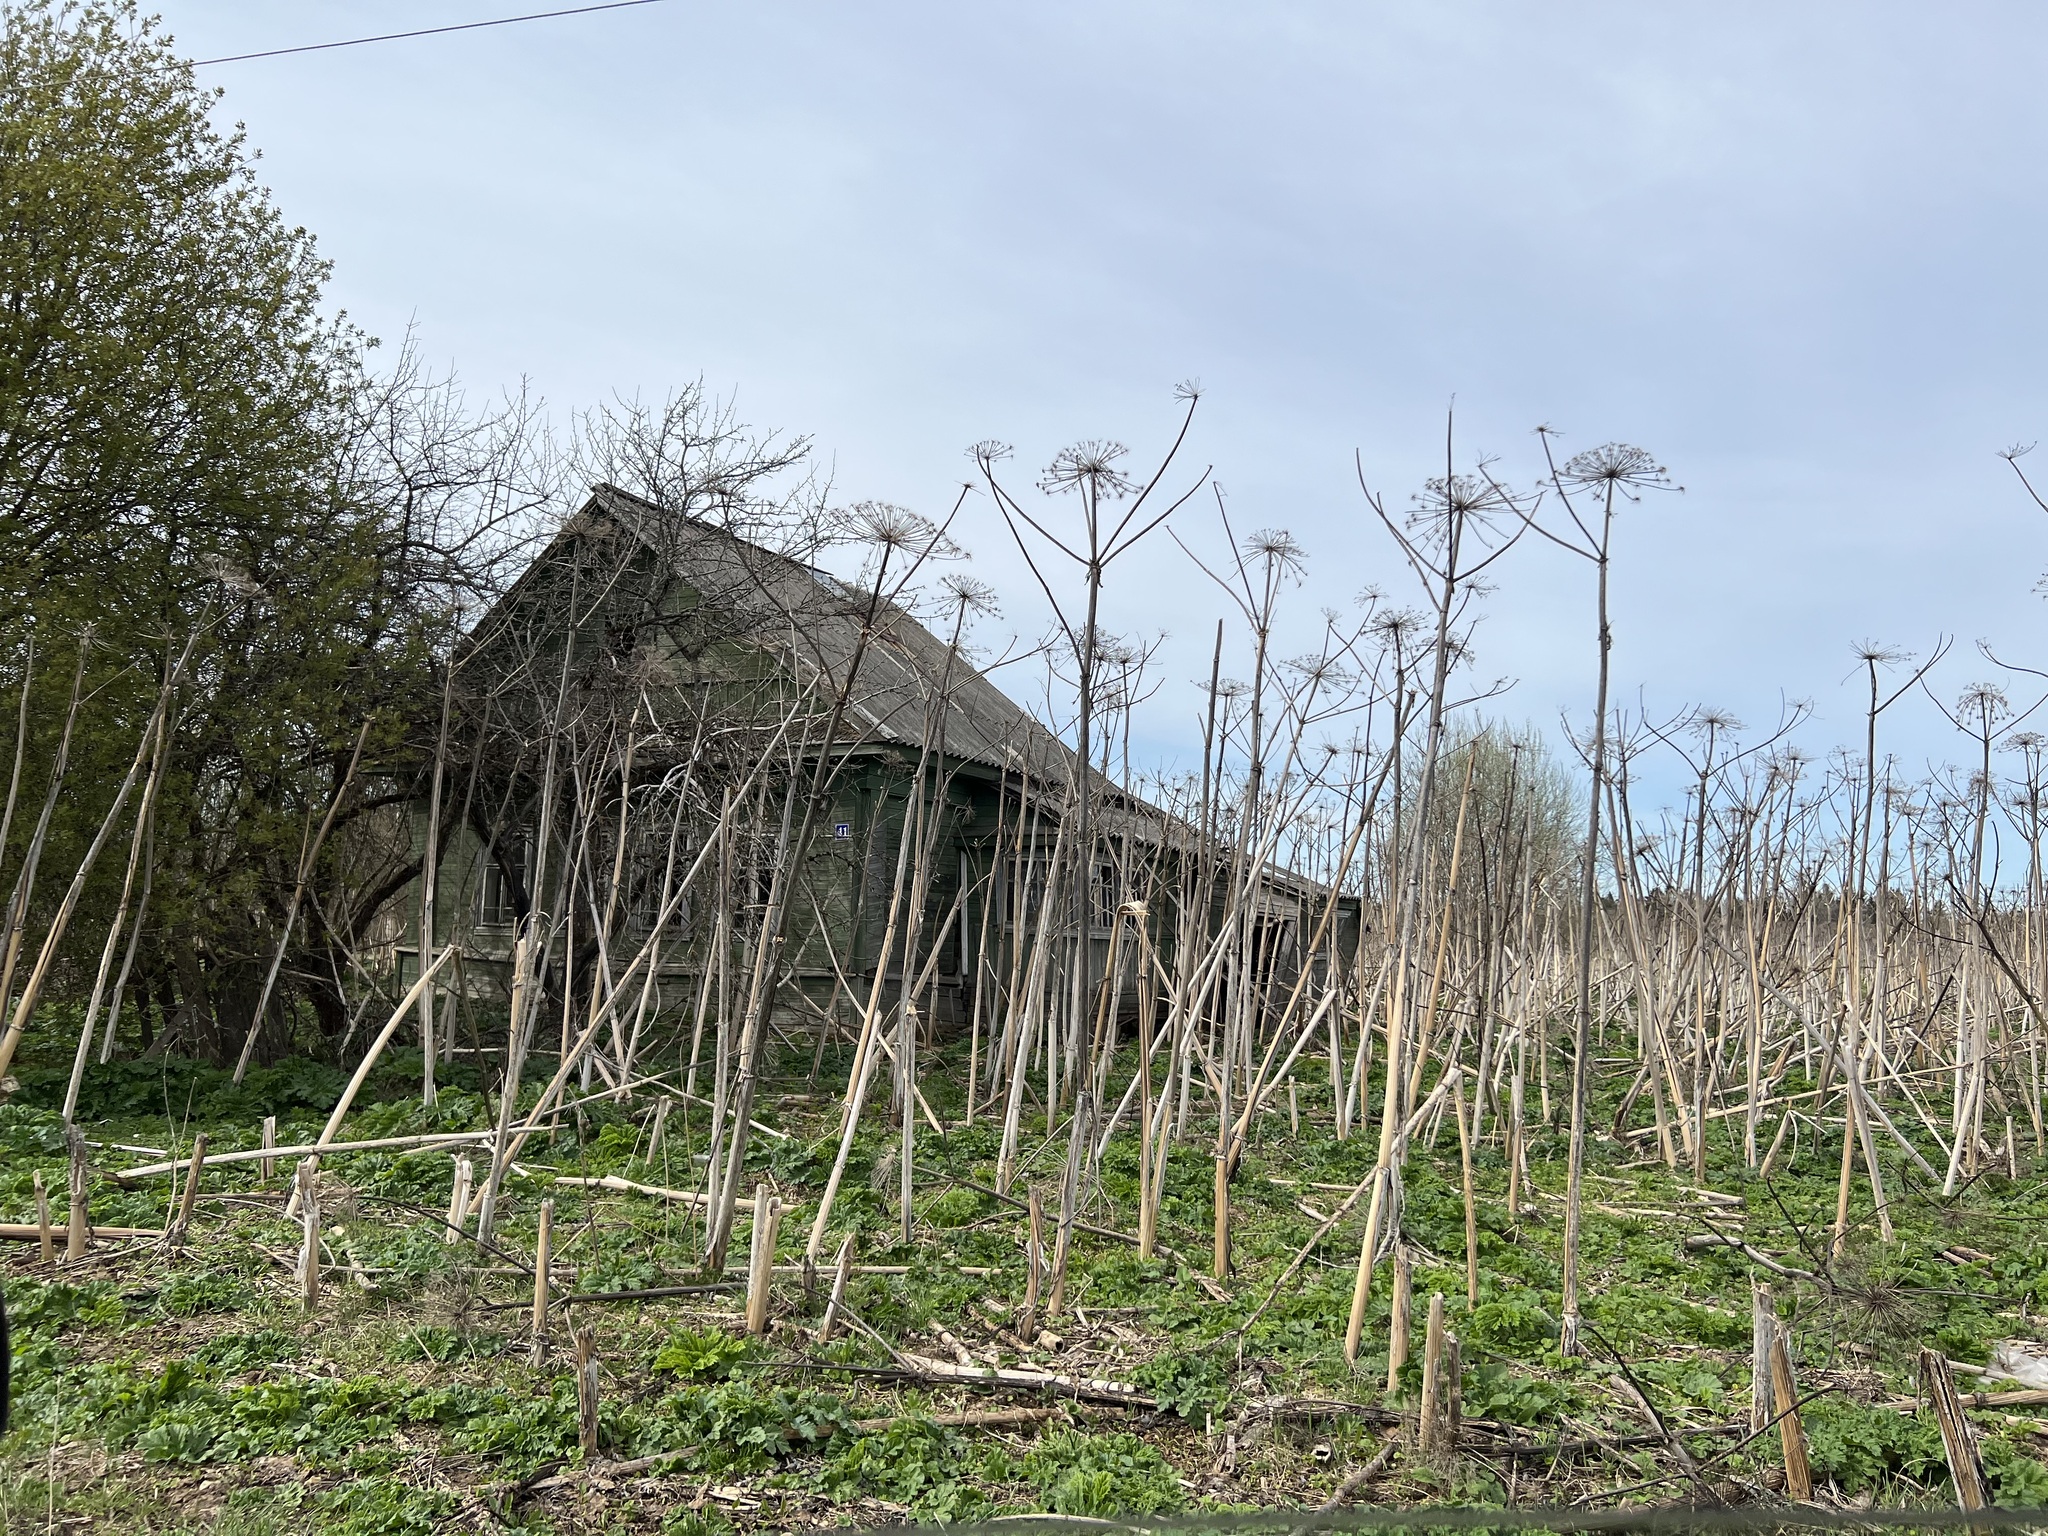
[186,0,674,68]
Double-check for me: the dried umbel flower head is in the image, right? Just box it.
[1407,473,1516,550]
[313,1173,359,1224]
[1243,527,1306,578]
[201,552,263,596]
[1369,606,1428,652]
[1854,640,1911,669]
[1820,1250,1928,1350]
[1087,628,1144,670]
[870,1145,900,1195]
[1040,440,1138,500]
[1284,653,1354,691]
[940,573,1000,619]
[426,1267,481,1333]
[843,500,942,554]
[968,440,1013,473]
[1958,681,2010,730]
[1560,442,1671,497]
[1690,707,1743,748]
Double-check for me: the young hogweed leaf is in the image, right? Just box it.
[653,1327,754,1381]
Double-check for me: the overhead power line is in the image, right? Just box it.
[186,0,674,68]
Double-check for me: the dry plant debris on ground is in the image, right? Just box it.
[2,1039,2046,1535]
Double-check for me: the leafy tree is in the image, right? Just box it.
[0,2,539,1066]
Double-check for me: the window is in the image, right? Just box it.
[477,830,531,927]
[626,839,694,938]
[1090,860,1121,929]
[1005,855,1051,929]
[1001,857,1125,931]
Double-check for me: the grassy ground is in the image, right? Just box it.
[2,1024,2046,1534]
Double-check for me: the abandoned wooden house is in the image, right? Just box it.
[375,485,1354,1057]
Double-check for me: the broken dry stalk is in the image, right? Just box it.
[531,1198,554,1363]
[1921,1348,1992,1511]
[32,1169,51,1264]
[1417,1290,1447,1455]
[575,1327,601,1457]
[744,1183,780,1336]
[168,1132,206,1247]
[297,1164,322,1311]
[816,1232,855,1344]
[1768,1325,1811,1501]
[64,1124,88,1262]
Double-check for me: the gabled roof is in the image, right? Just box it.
[582,484,1088,790]
[473,486,1347,902]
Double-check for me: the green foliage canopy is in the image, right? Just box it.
[0,3,540,1062]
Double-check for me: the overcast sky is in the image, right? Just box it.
[164,2,2048,813]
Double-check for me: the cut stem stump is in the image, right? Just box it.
[32,1170,51,1264]
[744,1183,781,1336]
[1417,1290,1447,1456]
[531,1198,554,1364]
[169,1132,207,1247]
[575,1326,600,1458]
[296,1164,322,1311]
[1921,1347,1992,1511]
[1769,1326,1811,1501]
[64,1125,89,1262]
[1385,1244,1412,1397]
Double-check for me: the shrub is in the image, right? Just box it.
[389,1326,509,1363]
[923,1187,987,1227]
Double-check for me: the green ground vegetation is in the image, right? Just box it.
[2,1012,2045,1533]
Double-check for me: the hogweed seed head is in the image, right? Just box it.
[1560,442,1671,496]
